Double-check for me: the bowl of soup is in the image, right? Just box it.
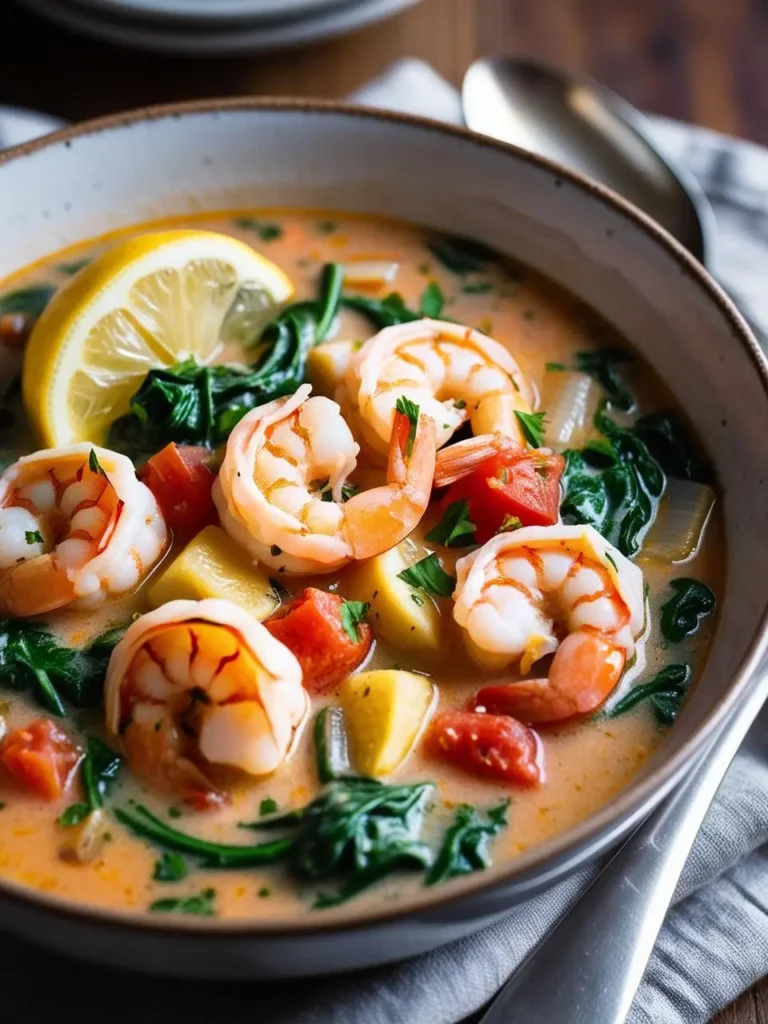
[0,99,765,978]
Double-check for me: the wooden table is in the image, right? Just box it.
[1,0,767,1019]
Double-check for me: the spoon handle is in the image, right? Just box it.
[480,665,768,1024]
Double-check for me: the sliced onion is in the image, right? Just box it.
[343,261,400,288]
[541,371,601,450]
[643,478,715,562]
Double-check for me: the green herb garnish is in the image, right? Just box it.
[340,601,370,643]
[88,449,108,478]
[397,553,456,598]
[395,395,420,458]
[420,281,445,318]
[426,500,476,548]
[153,852,189,883]
[342,292,420,329]
[234,217,283,242]
[515,410,547,448]
[660,579,716,644]
[59,736,122,828]
[24,530,43,545]
[427,235,493,275]
[498,514,522,533]
[575,349,634,412]
[426,800,510,885]
[545,361,567,371]
[58,803,90,827]
[259,797,279,817]
[150,888,216,916]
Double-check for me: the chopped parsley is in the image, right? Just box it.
[420,281,445,318]
[234,217,283,242]
[153,852,188,883]
[514,410,547,448]
[397,553,456,598]
[88,449,108,478]
[395,395,420,458]
[340,601,370,643]
[25,530,43,545]
[426,500,477,548]
[149,888,217,916]
[259,797,279,817]
[498,514,523,533]
[545,361,566,372]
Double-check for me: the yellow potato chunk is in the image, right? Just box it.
[147,525,278,620]
[306,338,359,397]
[345,540,442,652]
[342,670,435,777]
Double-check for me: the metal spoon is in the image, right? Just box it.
[461,55,767,1023]
[462,55,716,265]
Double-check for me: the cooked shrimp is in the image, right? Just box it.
[454,524,646,723]
[340,318,534,456]
[105,598,308,809]
[0,444,167,617]
[213,383,436,574]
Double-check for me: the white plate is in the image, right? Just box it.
[69,0,352,26]
[19,0,421,54]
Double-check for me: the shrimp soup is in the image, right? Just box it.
[0,211,721,921]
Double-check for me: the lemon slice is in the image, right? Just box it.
[23,229,294,447]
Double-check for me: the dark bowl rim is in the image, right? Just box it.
[0,95,767,940]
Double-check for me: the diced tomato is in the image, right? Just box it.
[138,443,217,540]
[266,588,373,694]
[439,450,564,543]
[426,710,543,786]
[0,719,81,801]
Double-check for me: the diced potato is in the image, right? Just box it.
[341,669,435,776]
[345,540,442,652]
[306,338,359,398]
[147,525,278,620]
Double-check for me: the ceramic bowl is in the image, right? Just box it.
[0,100,766,978]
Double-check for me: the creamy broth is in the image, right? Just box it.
[0,210,722,920]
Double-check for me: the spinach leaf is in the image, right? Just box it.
[426,800,510,885]
[120,776,434,908]
[660,579,716,644]
[0,284,56,320]
[0,621,125,716]
[397,554,456,597]
[341,292,421,329]
[149,888,216,916]
[427,235,493,275]
[632,410,712,483]
[340,601,370,643]
[574,349,634,412]
[59,736,122,828]
[560,404,665,557]
[315,262,344,342]
[153,852,189,883]
[425,499,477,548]
[420,281,445,318]
[609,664,691,726]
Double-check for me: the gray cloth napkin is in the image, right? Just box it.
[1,63,767,1024]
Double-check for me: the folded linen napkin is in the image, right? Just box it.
[0,64,767,1024]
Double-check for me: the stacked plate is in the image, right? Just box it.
[18,0,423,55]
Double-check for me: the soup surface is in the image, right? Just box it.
[0,211,721,920]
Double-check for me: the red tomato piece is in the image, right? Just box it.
[265,588,373,694]
[426,710,543,787]
[439,450,564,543]
[138,443,217,540]
[0,719,81,801]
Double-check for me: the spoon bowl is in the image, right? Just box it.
[462,56,716,264]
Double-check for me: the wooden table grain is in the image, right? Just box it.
[1,0,767,1019]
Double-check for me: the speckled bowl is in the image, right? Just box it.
[0,99,766,978]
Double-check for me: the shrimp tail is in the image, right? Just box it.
[473,632,625,724]
[345,409,436,560]
[434,433,520,489]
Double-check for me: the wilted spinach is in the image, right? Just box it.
[118,775,434,908]
[426,800,510,885]
[0,284,56,320]
[609,664,691,726]
[574,349,634,412]
[0,621,127,716]
[427,235,494,274]
[341,291,421,329]
[632,410,712,483]
[560,402,665,557]
[660,578,716,644]
[59,736,123,827]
